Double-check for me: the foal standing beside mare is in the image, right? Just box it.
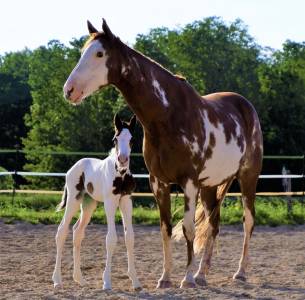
[63,20,263,288]
[52,114,142,291]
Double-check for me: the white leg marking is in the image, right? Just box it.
[103,198,119,290]
[234,205,254,280]
[119,196,142,290]
[181,179,198,288]
[52,193,81,288]
[73,199,97,286]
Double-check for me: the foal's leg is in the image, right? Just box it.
[150,175,172,288]
[73,198,97,285]
[233,172,258,281]
[103,197,119,290]
[180,179,199,288]
[52,190,81,288]
[119,195,142,290]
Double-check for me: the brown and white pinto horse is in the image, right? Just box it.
[63,19,263,288]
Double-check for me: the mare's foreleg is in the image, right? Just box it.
[180,179,199,288]
[150,175,172,288]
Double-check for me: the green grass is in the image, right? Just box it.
[0,193,305,225]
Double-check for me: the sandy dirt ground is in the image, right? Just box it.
[0,220,305,300]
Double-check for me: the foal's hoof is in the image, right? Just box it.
[180,280,196,288]
[53,282,63,289]
[157,280,172,289]
[194,276,207,287]
[103,284,112,290]
[233,272,247,282]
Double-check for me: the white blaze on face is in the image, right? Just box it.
[152,79,169,107]
[64,40,109,103]
[199,111,245,186]
[116,128,132,164]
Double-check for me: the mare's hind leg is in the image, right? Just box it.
[52,189,81,288]
[194,179,233,286]
[194,186,219,286]
[73,198,97,286]
[233,171,259,281]
[119,195,142,290]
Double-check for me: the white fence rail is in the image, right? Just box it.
[0,171,304,179]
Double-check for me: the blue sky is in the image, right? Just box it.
[0,0,304,55]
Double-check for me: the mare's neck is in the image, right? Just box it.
[114,46,178,128]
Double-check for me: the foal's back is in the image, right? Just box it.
[67,156,116,202]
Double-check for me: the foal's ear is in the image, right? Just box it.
[114,113,123,131]
[129,115,137,133]
[87,20,98,35]
[102,18,115,40]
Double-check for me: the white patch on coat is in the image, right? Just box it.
[182,135,200,157]
[183,179,197,241]
[199,111,245,186]
[152,79,169,107]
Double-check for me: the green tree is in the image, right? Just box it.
[258,41,305,155]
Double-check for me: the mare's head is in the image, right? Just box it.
[112,114,136,169]
[64,19,124,105]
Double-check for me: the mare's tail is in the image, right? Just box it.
[173,178,234,254]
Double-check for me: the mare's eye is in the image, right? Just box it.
[96,51,103,58]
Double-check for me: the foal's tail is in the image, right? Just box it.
[173,178,234,254]
[56,185,67,212]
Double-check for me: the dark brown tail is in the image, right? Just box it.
[56,185,67,212]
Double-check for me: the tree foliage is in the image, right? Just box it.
[0,17,304,188]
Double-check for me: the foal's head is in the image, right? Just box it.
[113,114,136,170]
[64,19,124,105]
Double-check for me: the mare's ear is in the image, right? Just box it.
[87,20,98,35]
[114,113,122,131]
[102,18,115,41]
[129,115,137,133]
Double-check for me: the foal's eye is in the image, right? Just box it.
[96,51,103,58]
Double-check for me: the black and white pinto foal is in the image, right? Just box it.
[52,114,142,291]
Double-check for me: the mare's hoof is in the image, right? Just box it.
[180,280,196,288]
[74,278,87,286]
[134,286,142,292]
[233,272,247,282]
[195,276,207,287]
[157,280,172,289]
